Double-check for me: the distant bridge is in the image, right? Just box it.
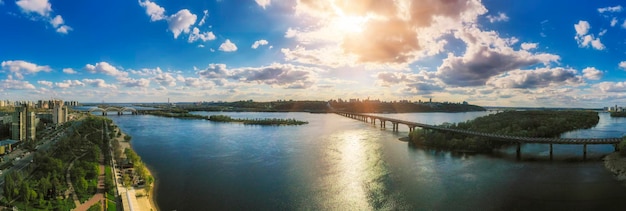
[87,107,138,116]
[335,111,623,159]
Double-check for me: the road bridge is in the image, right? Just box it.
[87,107,138,116]
[336,111,623,159]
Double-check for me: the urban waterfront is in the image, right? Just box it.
[106,111,626,210]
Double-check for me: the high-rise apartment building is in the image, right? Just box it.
[12,104,36,142]
[52,100,68,124]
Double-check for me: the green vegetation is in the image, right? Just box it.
[104,166,115,196]
[1,116,113,210]
[87,202,102,211]
[409,110,600,152]
[619,138,626,156]
[143,110,207,119]
[610,112,626,117]
[208,115,308,126]
[123,148,154,190]
[331,101,485,113]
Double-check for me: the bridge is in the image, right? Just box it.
[87,107,138,116]
[335,111,623,159]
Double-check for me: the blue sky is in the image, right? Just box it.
[1,0,626,107]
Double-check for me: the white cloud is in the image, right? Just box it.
[16,0,52,16]
[188,27,215,43]
[574,20,590,36]
[84,62,128,78]
[251,40,269,49]
[219,39,238,52]
[619,61,626,70]
[486,67,583,89]
[198,44,205,48]
[139,0,166,21]
[82,78,117,89]
[119,78,151,88]
[56,25,72,34]
[611,18,618,27]
[284,28,297,38]
[574,20,604,50]
[599,29,607,36]
[37,80,53,87]
[582,67,603,80]
[520,42,538,50]
[598,5,623,13]
[622,20,626,29]
[1,77,36,90]
[153,71,177,87]
[55,80,84,89]
[255,0,271,9]
[16,0,71,34]
[50,15,63,27]
[167,9,197,39]
[596,81,626,93]
[1,60,51,79]
[198,10,208,26]
[63,68,77,74]
[486,12,509,23]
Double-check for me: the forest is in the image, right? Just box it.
[409,110,600,152]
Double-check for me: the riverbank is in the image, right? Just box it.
[113,127,158,211]
[604,152,626,184]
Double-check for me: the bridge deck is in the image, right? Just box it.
[336,111,622,145]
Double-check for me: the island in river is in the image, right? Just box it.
[409,110,601,152]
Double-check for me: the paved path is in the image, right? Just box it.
[73,155,105,211]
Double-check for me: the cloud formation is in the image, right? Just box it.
[582,67,603,80]
[138,0,166,21]
[574,20,605,50]
[255,0,271,9]
[598,5,623,13]
[487,68,583,89]
[251,40,269,49]
[84,62,128,78]
[167,9,197,39]
[486,12,509,23]
[1,60,51,79]
[15,0,71,34]
[219,39,238,52]
[188,27,215,43]
[198,63,318,89]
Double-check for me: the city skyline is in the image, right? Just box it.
[1,0,626,107]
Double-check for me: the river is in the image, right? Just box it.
[105,111,626,210]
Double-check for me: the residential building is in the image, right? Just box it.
[12,104,36,142]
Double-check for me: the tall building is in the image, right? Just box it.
[12,104,36,142]
[52,100,68,124]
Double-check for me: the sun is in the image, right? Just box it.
[330,15,368,34]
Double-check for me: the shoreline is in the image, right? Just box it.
[113,126,159,211]
[603,152,626,185]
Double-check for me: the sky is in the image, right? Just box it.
[1,0,626,107]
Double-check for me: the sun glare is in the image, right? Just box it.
[330,15,368,34]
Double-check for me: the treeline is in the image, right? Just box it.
[208,115,308,126]
[178,100,330,112]
[1,116,113,210]
[610,112,626,117]
[409,110,600,152]
[143,110,207,119]
[331,101,486,113]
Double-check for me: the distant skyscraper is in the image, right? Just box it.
[52,100,68,124]
[12,104,36,142]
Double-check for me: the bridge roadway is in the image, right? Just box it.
[336,111,623,159]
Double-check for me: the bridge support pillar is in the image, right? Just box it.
[516,143,521,160]
[583,144,587,160]
[549,144,553,160]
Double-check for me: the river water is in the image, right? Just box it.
[105,111,626,210]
